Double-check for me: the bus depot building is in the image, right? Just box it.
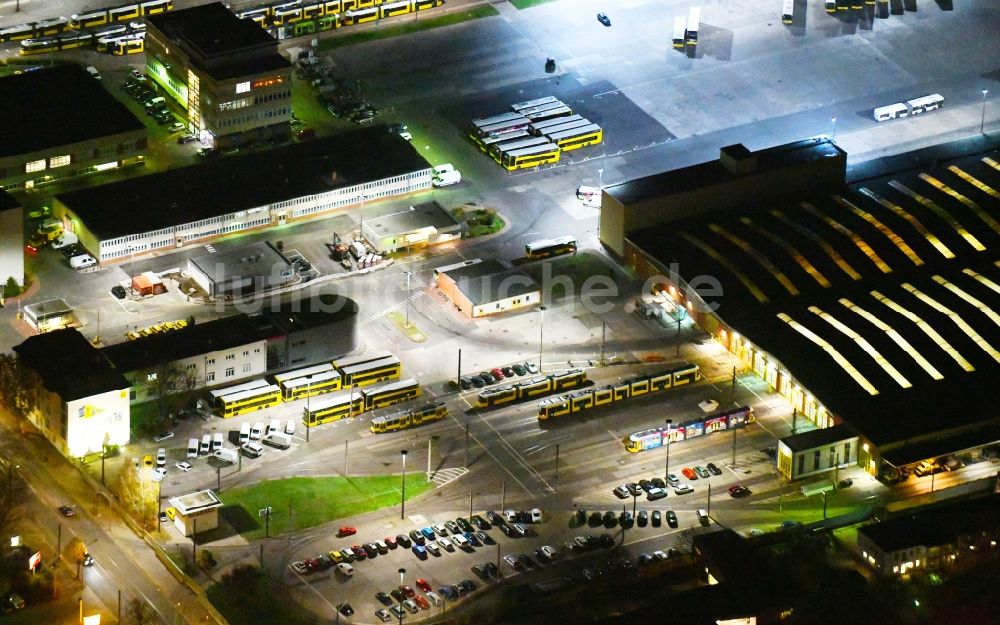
[0,65,146,191]
[188,240,294,300]
[0,190,24,290]
[145,2,292,149]
[434,259,540,318]
[101,293,358,402]
[51,127,432,265]
[613,139,1000,484]
[361,200,461,254]
[13,329,131,458]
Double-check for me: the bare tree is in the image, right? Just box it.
[0,353,36,427]
[0,462,23,536]
[117,464,154,526]
[127,597,155,625]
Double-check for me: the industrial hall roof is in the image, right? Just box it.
[0,64,145,157]
[628,148,1000,450]
[56,126,431,240]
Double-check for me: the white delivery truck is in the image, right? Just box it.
[267,419,280,436]
[432,169,461,187]
[263,432,292,450]
[200,434,211,454]
[239,423,251,444]
[187,438,199,459]
[214,448,238,464]
[212,432,223,452]
[284,420,296,435]
[70,254,96,269]
[241,441,263,458]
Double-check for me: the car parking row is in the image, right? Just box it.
[451,360,540,391]
[613,461,741,501]
[122,77,184,132]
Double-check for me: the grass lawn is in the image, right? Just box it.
[462,209,505,238]
[510,0,560,8]
[220,475,432,539]
[316,5,498,51]
[129,400,162,438]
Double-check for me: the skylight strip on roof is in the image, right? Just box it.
[933,275,1000,332]
[919,173,1000,234]
[946,165,1000,200]
[777,312,880,396]
[808,305,911,388]
[802,201,893,273]
[858,187,955,259]
[739,217,831,288]
[832,195,923,267]
[709,224,799,296]
[679,233,769,303]
[871,291,974,372]
[771,209,862,280]
[839,298,943,381]
[902,283,1000,364]
[887,180,985,252]
[964,268,1000,296]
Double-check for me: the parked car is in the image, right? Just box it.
[682,467,697,480]
[613,485,629,499]
[525,361,539,374]
[338,526,357,537]
[175,461,192,472]
[396,533,412,548]
[472,514,491,530]
[59,505,75,517]
[414,595,429,610]
[154,431,174,443]
[290,561,308,574]
[650,477,666,488]
[511,363,527,376]
[638,511,648,527]
[375,608,392,622]
[695,466,711,479]
[666,472,680,485]
[651,510,661,526]
[415,578,432,592]
[502,366,516,377]
[425,591,441,606]
[490,367,505,380]
[673,483,694,495]
[706,462,722,475]
[626,482,642,496]
[728,484,752,498]
[646,487,668,501]
[666,510,678,528]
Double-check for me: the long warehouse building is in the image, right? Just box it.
[50,126,432,264]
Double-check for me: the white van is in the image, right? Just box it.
[267,419,280,436]
[239,423,251,444]
[432,170,461,187]
[284,420,296,436]
[200,434,211,454]
[52,232,79,249]
[187,438,199,458]
[212,432,223,452]
[250,422,264,440]
[241,441,263,458]
[432,163,454,177]
[70,254,97,270]
[86,66,101,79]
[214,448,238,464]
[263,432,291,450]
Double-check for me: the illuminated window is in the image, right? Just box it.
[147,372,157,381]
[49,154,71,168]
[236,81,251,94]
[25,159,46,173]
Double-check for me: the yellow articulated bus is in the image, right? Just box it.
[546,124,603,152]
[279,369,342,401]
[500,142,560,171]
[216,384,282,418]
[361,378,420,411]
[370,401,447,433]
[338,355,402,388]
[303,390,365,427]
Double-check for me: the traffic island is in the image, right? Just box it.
[387,310,427,342]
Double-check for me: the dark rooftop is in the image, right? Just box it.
[100,294,357,372]
[441,259,540,306]
[14,329,129,401]
[189,241,290,290]
[0,65,145,157]
[627,148,1000,450]
[0,189,18,212]
[859,495,1000,552]
[364,200,460,236]
[262,294,359,334]
[57,127,431,240]
[101,315,273,373]
[146,2,288,80]
[605,137,844,207]
[781,423,857,453]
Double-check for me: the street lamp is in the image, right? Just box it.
[982,89,989,134]
[397,568,406,625]
[598,167,603,188]
[404,269,412,327]
[538,306,547,373]
[831,117,837,141]
[400,450,408,520]
[664,419,673,482]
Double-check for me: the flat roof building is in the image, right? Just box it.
[21,298,77,334]
[13,329,130,457]
[145,2,292,149]
[0,191,23,290]
[434,258,540,318]
[0,65,147,191]
[52,127,432,264]
[362,200,461,254]
[188,241,292,299]
[167,489,224,536]
[622,142,1000,483]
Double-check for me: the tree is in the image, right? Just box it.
[196,549,216,569]
[117,464,155,527]
[221,563,259,590]
[0,353,36,426]
[142,363,187,422]
[127,597,154,625]
[64,536,87,564]
[0,462,23,537]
